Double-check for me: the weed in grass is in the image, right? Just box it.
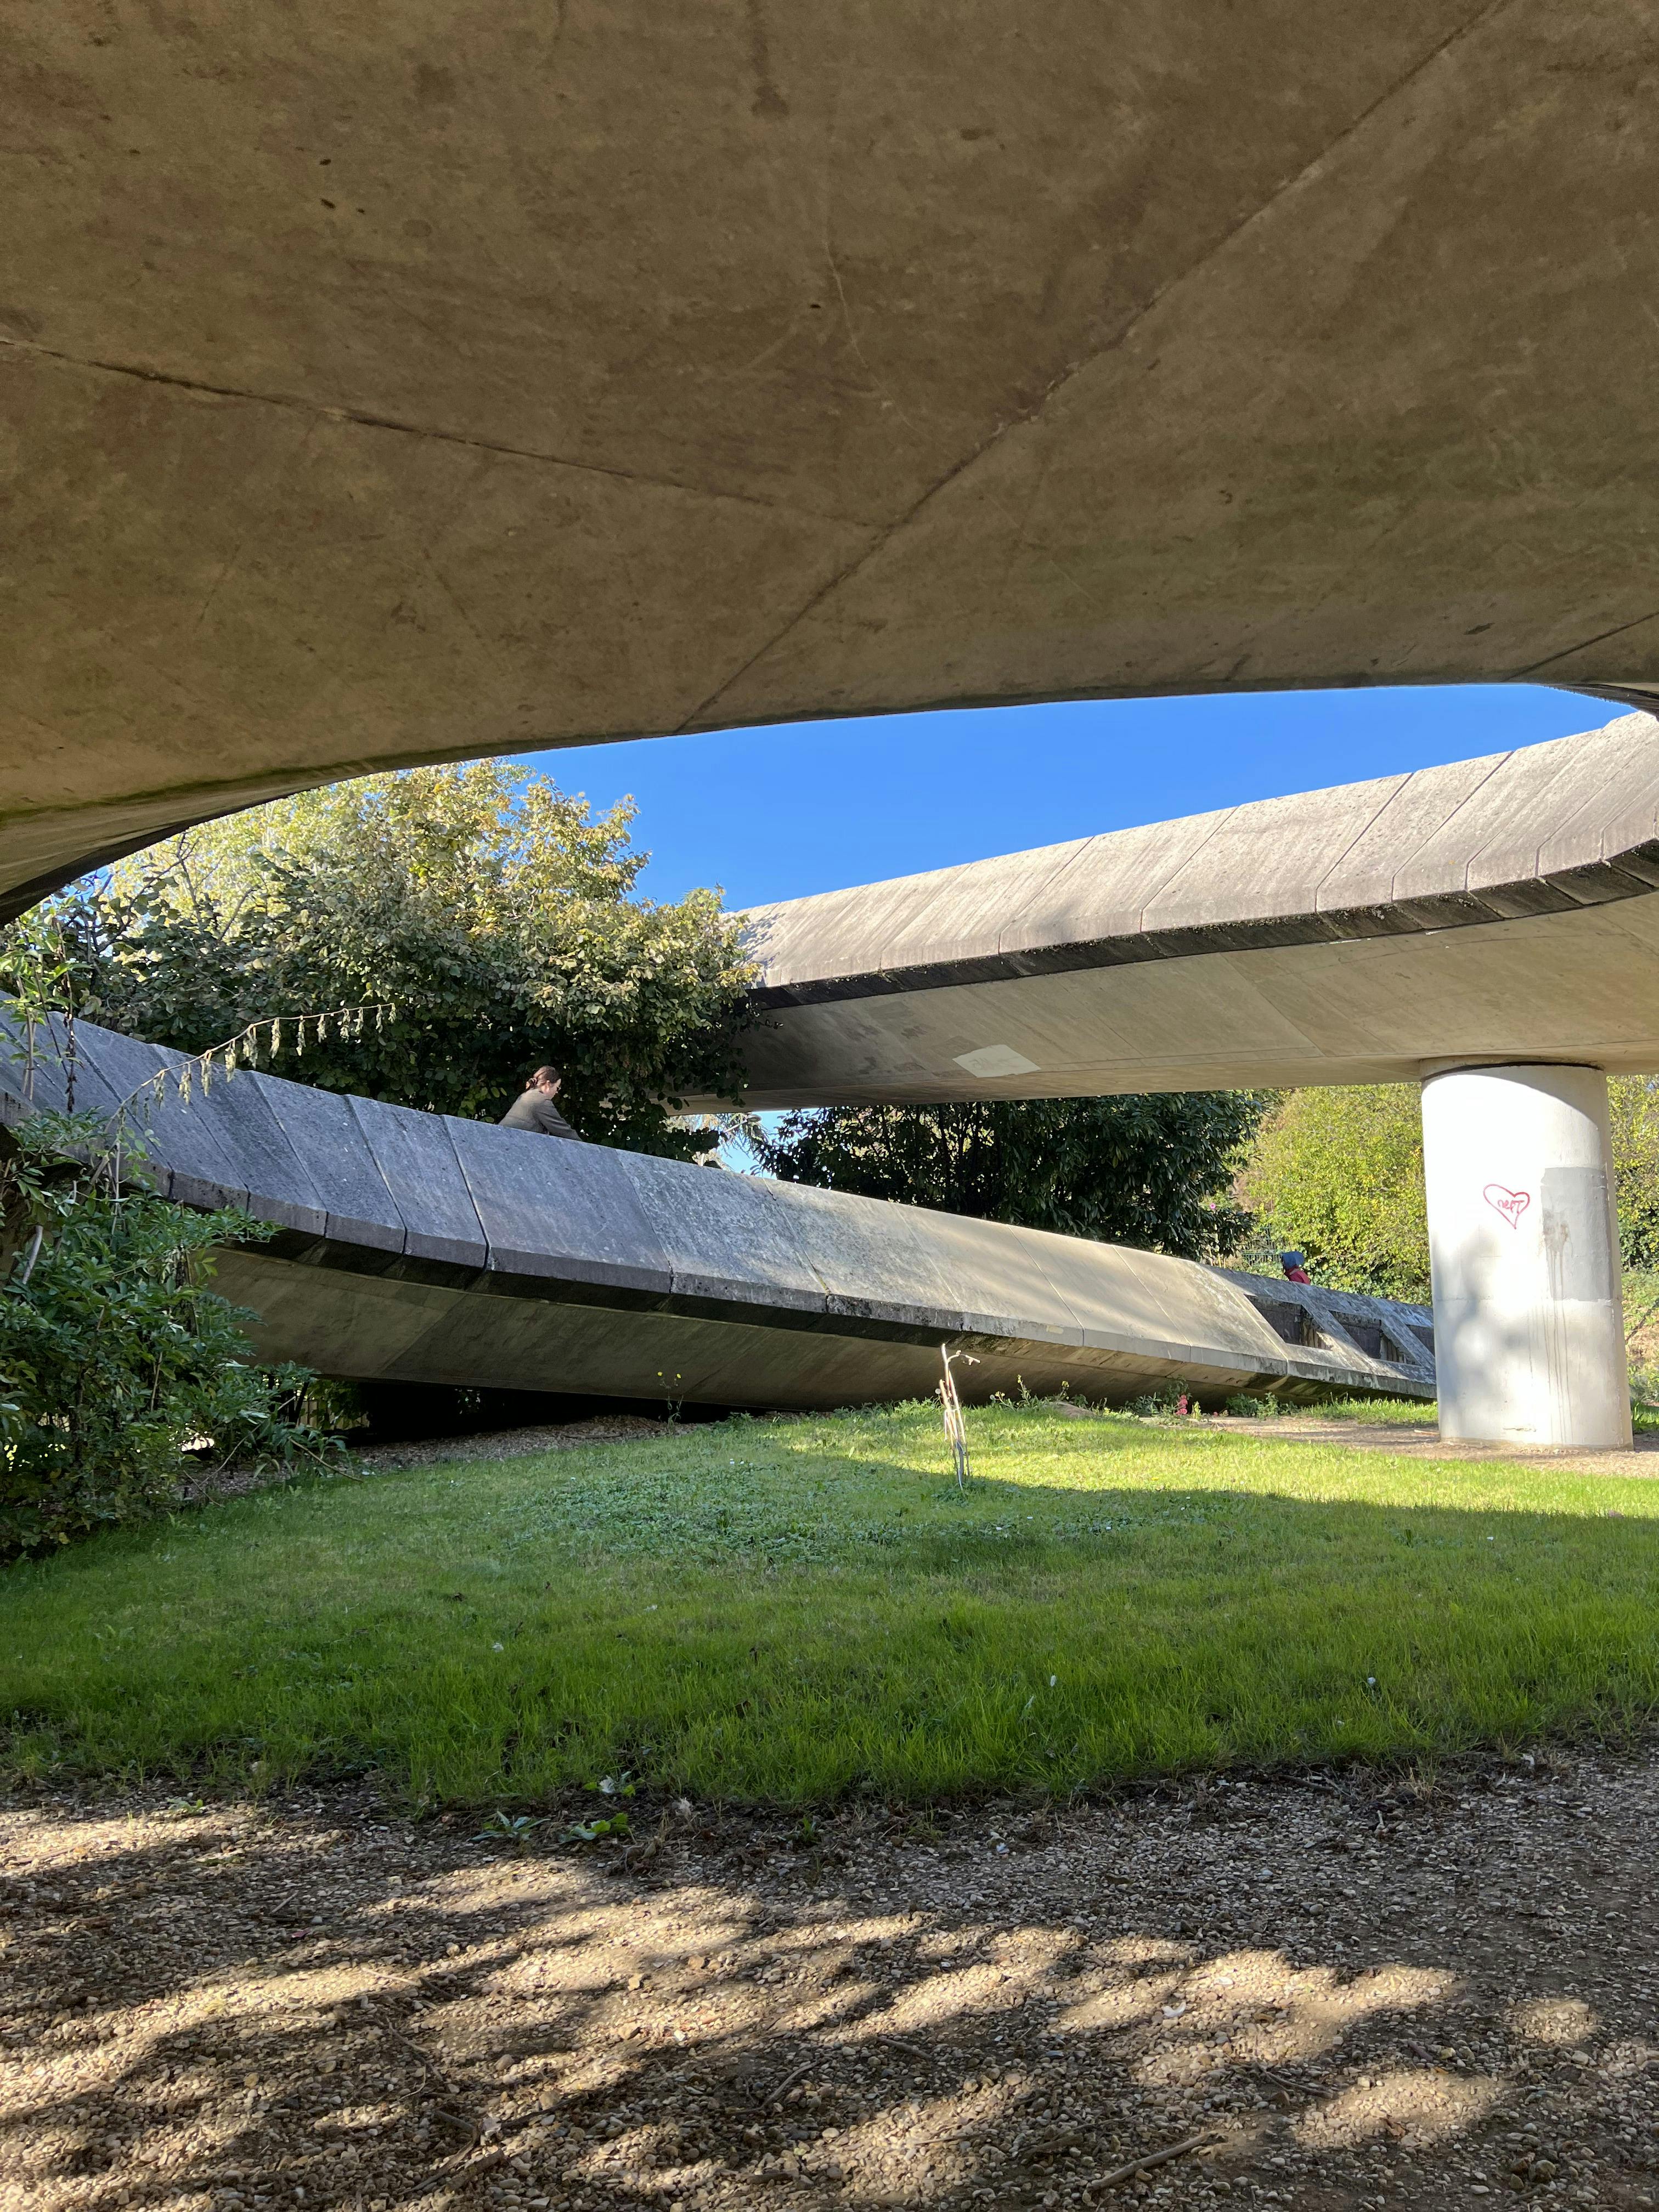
[560,1810,630,1844]
[472,1809,544,1849]
[3,1400,1658,1804]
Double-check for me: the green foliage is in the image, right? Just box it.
[1245,1077,1659,1299]
[5,1401,1659,1802]
[7,763,753,1158]
[1607,1078,1659,1269]
[1242,1085,1430,1300]
[0,1107,335,1558]
[747,1093,1265,1258]
[561,1813,631,1844]
[473,1810,546,1849]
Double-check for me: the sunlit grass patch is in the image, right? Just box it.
[3,1401,1657,1804]
[1288,1396,1439,1425]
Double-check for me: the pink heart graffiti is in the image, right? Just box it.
[1483,1183,1531,1228]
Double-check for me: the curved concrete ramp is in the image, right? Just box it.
[734,711,1659,1105]
[1,1020,1431,1411]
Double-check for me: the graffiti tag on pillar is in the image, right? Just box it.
[1483,1184,1531,1228]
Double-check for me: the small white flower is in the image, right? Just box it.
[492,1641,504,1652]
[1049,1674,1057,1688]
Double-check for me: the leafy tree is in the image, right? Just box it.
[748,1093,1265,1258]
[1242,1086,1429,1300]
[0,1103,332,1556]
[1607,1077,1659,1271]
[7,764,753,1157]
[1242,1077,1659,1302]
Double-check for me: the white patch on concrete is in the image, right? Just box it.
[952,1044,1040,1078]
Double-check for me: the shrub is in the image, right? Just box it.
[0,1108,335,1556]
[1224,1392,1285,1419]
[11,761,755,1156]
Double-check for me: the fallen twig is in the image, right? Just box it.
[1256,2066,1308,2094]
[1092,2132,1220,2191]
[760,2059,815,2107]
[622,1814,670,1872]
[459,2146,511,2179]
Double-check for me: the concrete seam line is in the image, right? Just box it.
[0,333,871,529]
[1515,604,1659,679]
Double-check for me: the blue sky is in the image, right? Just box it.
[518,684,1610,910]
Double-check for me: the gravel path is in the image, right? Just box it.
[1195,1417,1659,1482]
[2,1752,1655,2211]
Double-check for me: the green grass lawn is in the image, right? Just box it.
[1239,1395,1439,1425]
[4,1402,1657,1807]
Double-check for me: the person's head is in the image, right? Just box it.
[531,1065,562,1098]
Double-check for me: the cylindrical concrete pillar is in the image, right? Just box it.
[1420,1064,1629,1449]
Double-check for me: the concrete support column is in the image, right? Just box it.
[1420,1064,1629,1449]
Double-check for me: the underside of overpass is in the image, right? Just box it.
[5,1,1659,915]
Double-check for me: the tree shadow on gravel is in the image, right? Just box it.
[2,1757,1656,2212]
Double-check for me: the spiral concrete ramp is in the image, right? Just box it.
[1,1019,1431,1412]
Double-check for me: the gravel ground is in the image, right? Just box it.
[3,1752,1656,2212]
[1192,1418,1659,1482]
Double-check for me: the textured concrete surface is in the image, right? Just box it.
[5,3,1659,913]
[731,712,1659,1104]
[1423,1065,1631,1451]
[0,1020,1432,1410]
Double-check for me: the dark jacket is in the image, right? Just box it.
[500,1088,580,1141]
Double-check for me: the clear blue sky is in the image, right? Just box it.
[517,684,1611,909]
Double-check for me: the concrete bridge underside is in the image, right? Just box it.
[5,2,1659,914]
